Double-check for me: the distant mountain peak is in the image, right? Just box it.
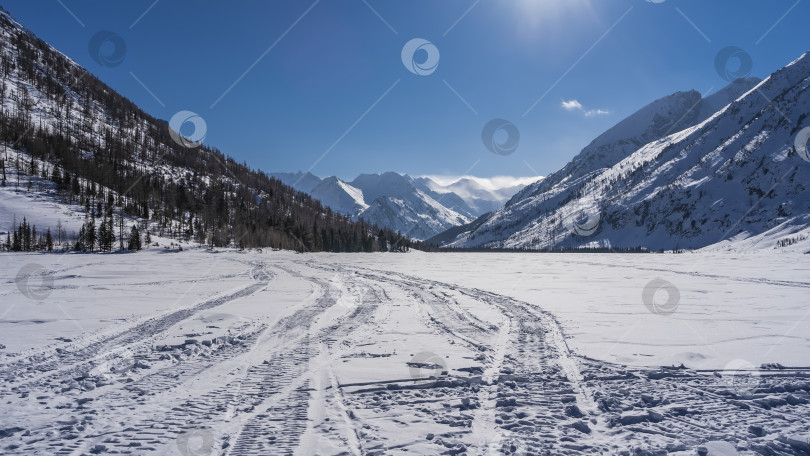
[267,171,534,240]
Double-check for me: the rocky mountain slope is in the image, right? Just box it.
[440,58,810,251]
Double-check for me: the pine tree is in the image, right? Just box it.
[74,225,86,252]
[71,175,80,199]
[127,224,141,251]
[12,229,20,251]
[85,219,96,252]
[98,216,110,252]
[107,216,115,251]
[115,215,121,250]
[45,228,53,252]
[56,219,63,245]
[144,229,151,247]
[51,165,61,190]
[22,218,31,251]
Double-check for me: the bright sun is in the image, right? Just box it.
[513,0,595,35]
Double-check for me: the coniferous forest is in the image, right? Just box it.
[0,9,420,253]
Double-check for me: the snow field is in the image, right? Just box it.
[1,249,809,455]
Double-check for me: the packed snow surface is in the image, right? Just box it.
[1,249,809,455]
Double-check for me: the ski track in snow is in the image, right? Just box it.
[1,252,809,455]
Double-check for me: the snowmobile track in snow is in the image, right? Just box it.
[3,258,810,455]
[331,265,810,455]
[1,264,272,392]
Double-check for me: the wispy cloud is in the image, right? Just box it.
[561,99,609,117]
[585,108,610,117]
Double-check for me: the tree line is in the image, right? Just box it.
[3,214,145,252]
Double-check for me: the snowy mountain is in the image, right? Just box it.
[410,182,480,220]
[413,176,527,216]
[349,173,472,239]
[440,58,810,251]
[356,195,460,241]
[310,176,368,215]
[269,171,322,194]
[268,171,533,240]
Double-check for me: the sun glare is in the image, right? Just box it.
[514,0,595,31]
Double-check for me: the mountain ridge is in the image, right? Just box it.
[438,60,810,251]
[271,170,538,239]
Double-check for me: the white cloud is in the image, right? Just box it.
[561,99,583,111]
[562,99,609,117]
[585,109,610,117]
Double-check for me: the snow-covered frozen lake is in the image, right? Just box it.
[1,249,809,455]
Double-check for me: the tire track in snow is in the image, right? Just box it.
[340,268,524,453]
[55,264,326,455]
[224,263,385,455]
[1,279,269,393]
[8,257,810,455]
[347,267,605,454]
[0,264,274,455]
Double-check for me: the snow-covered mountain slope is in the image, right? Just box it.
[268,169,536,240]
[424,211,493,246]
[356,194,471,241]
[348,172,420,202]
[269,171,523,240]
[0,155,199,250]
[443,56,810,251]
[698,77,762,120]
[507,77,763,212]
[309,176,368,215]
[0,153,86,240]
[349,173,471,239]
[269,171,322,193]
[414,177,531,216]
[411,183,479,220]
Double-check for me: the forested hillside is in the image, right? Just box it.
[0,8,419,253]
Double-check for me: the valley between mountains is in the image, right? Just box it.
[2,5,810,456]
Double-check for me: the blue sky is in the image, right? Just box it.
[4,1,808,183]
